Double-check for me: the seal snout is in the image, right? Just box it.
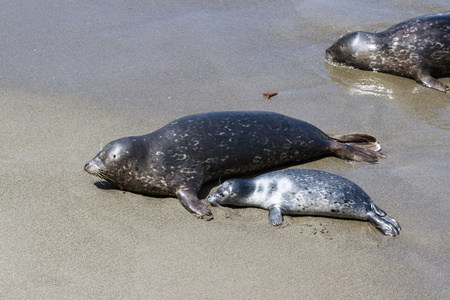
[84,159,99,175]
[207,193,223,207]
[325,47,334,59]
[207,194,217,205]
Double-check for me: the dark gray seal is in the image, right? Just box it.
[84,111,386,218]
[326,12,450,92]
[208,169,401,237]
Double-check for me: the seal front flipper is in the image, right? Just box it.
[415,69,449,93]
[176,189,213,220]
[269,205,283,226]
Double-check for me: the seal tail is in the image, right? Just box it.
[329,141,387,163]
[329,133,381,152]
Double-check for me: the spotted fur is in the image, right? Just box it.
[208,169,401,236]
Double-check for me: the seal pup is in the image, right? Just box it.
[326,12,450,92]
[208,169,400,236]
[84,111,386,218]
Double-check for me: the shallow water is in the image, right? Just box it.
[1,1,449,298]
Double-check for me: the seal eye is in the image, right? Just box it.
[112,154,117,159]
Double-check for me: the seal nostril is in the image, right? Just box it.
[325,48,334,60]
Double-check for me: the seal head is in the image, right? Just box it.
[84,137,147,190]
[326,31,379,70]
[207,179,255,207]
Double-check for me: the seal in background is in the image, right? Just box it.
[326,12,450,92]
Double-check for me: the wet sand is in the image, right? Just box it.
[1,1,449,299]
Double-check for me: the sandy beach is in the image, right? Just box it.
[1,1,449,299]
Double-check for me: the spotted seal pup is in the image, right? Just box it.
[84,111,386,218]
[326,12,450,92]
[208,169,400,236]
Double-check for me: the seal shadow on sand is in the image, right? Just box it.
[93,181,171,201]
[94,181,118,190]
[325,62,450,131]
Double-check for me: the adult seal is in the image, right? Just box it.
[208,169,401,237]
[84,111,386,218]
[326,12,450,92]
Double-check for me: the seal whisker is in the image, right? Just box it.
[96,176,108,185]
[213,202,224,208]
[89,173,106,185]
[92,171,113,184]
[100,173,114,183]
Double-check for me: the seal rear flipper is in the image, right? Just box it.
[329,142,387,163]
[328,133,381,152]
[415,69,449,93]
[176,189,213,220]
[367,211,401,237]
[269,205,283,226]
